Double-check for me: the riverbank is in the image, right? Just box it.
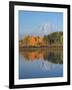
[19,44,63,48]
[19,45,63,51]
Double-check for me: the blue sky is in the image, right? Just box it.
[19,10,63,39]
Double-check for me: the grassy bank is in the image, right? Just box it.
[19,45,63,52]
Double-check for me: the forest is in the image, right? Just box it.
[19,31,63,47]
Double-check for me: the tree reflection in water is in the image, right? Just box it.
[20,48,63,71]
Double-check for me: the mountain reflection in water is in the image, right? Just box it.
[19,48,63,79]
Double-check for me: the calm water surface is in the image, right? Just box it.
[19,48,63,79]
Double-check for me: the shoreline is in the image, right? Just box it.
[19,45,63,48]
[19,45,63,51]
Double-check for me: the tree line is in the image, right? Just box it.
[19,31,63,47]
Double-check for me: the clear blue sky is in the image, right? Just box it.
[19,10,63,39]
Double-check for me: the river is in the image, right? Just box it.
[19,48,63,79]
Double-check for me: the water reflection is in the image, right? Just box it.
[19,48,63,79]
[20,48,63,64]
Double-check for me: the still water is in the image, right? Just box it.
[19,48,63,79]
